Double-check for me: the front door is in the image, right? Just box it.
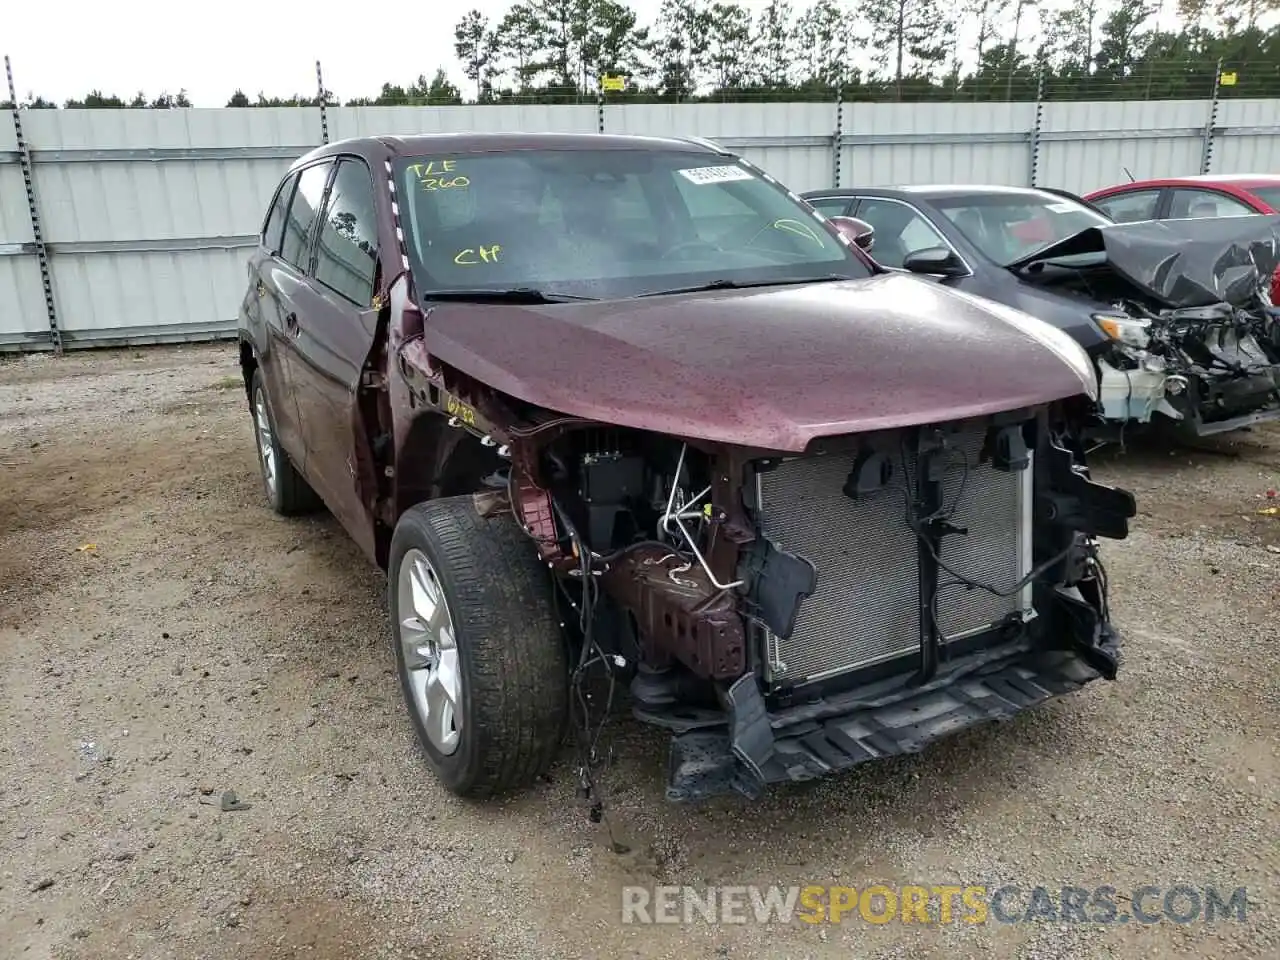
[286,156,382,556]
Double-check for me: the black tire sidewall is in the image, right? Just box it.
[388,507,483,793]
[249,368,285,513]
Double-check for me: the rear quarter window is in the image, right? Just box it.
[806,197,852,218]
[1249,186,1280,211]
[261,172,298,255]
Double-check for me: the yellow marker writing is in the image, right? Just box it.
[453,244,501,266]
[422,175,470,192]
[408,159,458,177]
[409,159,469,192]
[445,396,477,426]
[773,219,824,246]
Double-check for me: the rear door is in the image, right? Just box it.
[285,156,382,547]
[1165,187,1260,220]
[245,170,305,461]
[271,159,337,477]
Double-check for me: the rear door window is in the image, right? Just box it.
[1091,189,1162,223]
[1167,188,1257,219]
[312,158,379,306]
[280,161,335,272]
[261,172,298,255]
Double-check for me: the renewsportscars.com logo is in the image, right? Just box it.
[621,884,1251,926]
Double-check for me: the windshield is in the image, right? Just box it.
[393,149,869,299]
[931,192,1112,266]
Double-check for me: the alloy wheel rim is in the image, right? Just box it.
[253,388,277,497]
[397,548,462,755]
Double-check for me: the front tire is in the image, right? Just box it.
[389,496,569,798]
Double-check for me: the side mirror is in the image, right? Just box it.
[828,215,875,252]
[902,246,966,277]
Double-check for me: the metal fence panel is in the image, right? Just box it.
[1036,99,1209,194]
[0,160,27,242]
[327,104,599,139]
[0,257,49,348]
[2,98,1278,350]
[48,247,253,347]
[12,108,319,346]
[840,102,1037,188]
[1212,98,1280,174]
[0,158,45,349]
[0,104,48,348]
[610,103,837,191]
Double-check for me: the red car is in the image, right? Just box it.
[1085,174,1280,303]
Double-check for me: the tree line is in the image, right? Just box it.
[5,0,1280,108]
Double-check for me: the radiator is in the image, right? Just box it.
[755,425,1034,686]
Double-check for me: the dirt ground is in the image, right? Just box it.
[0,342,1276,960]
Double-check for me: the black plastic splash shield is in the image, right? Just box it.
[665,630,1120,803]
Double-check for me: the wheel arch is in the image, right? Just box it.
[238,335,260,407]
[393,414,506,519]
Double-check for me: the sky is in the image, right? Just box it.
[6,0,1208,108]
[4,0,686,107]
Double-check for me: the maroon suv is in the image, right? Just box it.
[238,132,1135,803]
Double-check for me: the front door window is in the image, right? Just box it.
[854,198,948,269]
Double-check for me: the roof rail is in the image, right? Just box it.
[678,135,735,156]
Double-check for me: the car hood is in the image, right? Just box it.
[1007,214,1280,309]
[421,273,1097,452]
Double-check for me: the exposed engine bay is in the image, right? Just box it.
[1014,213,1280,436]
[389,341,1136,802]
[1095,298,1280,434]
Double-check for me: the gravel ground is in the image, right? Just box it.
[0,342,1276,960]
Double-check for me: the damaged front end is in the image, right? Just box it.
[649,407,1135,801]
[1094,300,1280,436]
[1014,214,1280,437]
[391,326,1135,801]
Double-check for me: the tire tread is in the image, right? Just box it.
[250,367,322,516]
[390,496,568,799]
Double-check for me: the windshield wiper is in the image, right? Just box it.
[421,287,598,304]
[635,275,853,298]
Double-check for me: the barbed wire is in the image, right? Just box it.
[4,57,1277,109]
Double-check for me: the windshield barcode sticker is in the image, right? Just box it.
[677,165,755,185]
